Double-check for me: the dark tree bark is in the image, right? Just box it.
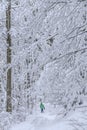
[6,0,12,112]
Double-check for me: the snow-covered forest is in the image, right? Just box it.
[0,0,87,130]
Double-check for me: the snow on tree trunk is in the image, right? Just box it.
[6,0,12,112]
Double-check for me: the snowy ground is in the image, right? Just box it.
[9,104,87,130]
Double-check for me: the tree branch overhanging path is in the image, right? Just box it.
[43,47,87,69]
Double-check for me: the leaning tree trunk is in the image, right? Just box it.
[6,0,12,112]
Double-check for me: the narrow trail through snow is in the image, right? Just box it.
[9,106,87,130]
[9,112,72,130]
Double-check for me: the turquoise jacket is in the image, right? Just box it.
[40,102,45,109]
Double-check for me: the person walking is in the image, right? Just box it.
[40,102,45,113]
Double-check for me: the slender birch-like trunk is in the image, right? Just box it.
[6,0,12,112]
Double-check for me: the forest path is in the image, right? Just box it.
[9,112,72,130]
[9,106,87,130]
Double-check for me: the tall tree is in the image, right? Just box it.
[6,0,12,112]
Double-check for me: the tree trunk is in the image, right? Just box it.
[6,0,12,112]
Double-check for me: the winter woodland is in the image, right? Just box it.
[0,0,87,130]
